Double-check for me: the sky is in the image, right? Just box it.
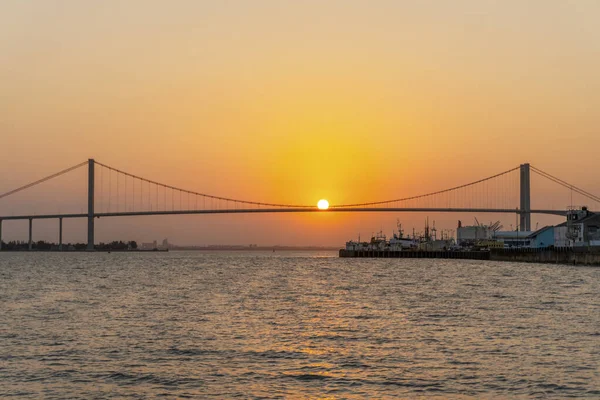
[1,0,600,246]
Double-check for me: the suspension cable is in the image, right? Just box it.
[0,161,88,200]
[331,166,520,208]
[94,161,314,208]
[530,166,600,203]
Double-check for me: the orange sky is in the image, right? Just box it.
[1,1,600,245]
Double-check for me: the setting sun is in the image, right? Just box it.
[317,199,329,210]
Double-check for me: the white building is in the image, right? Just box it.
[457,225,492,246]
[555,207,600,248]
[141,240,158,250]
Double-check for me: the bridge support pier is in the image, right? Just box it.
[28,218,33,251]
[520,163,531,231]
[87,159,95,251]
[0,219,2,251]
[59,217,63,251]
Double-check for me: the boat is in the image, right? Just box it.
[345,222,419,252]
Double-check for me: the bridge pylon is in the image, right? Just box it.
[87,159,95,251]
[520,163,531,231]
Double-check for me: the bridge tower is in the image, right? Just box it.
[519,163,531,231]
[87,159,95,251]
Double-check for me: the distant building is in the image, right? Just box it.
[457,224,493,246]
[491,208,600,249]
[140,238,173,250]
[493,226,554,249]
[529,226,555,248]
[493,230,534,248]
[141,240,158,250]
[555,207,600,247]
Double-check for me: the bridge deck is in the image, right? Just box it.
[0,208,567,221]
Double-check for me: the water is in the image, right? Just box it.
[1,251,599,399]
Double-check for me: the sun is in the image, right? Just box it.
[317,199,329,210]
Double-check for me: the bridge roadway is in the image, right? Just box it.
[0,207,568,221]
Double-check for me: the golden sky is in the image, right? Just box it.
[1,1,600,245]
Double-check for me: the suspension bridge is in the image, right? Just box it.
[0,159,599,250]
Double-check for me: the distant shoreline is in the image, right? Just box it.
[0,247,339,253]
[170,246,339,251]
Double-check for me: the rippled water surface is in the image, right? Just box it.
[1,251,599,398]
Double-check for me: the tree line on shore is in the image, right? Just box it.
[0,240,138,251]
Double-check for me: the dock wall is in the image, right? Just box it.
[339,250,489,260]
[490,247,600,266]
[340,247,600,266]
